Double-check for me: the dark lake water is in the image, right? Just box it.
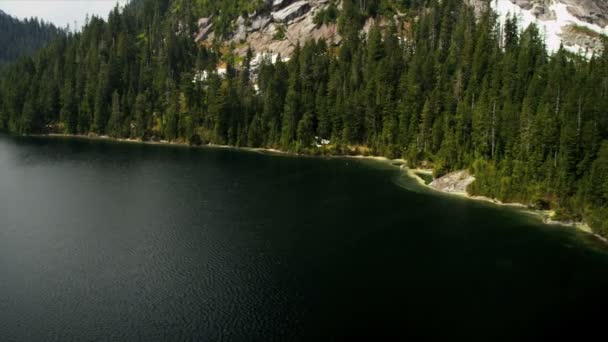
[1,135,608,341]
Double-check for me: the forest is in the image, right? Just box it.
[0,0,607,236]
[0,10,64,66]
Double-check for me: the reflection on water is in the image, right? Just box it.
[0,134,607,341]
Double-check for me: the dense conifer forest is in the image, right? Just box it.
[0,10,64,66]
[0,0,607,236]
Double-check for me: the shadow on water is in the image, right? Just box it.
[1,134,608,341]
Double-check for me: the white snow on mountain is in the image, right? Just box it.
[491,0,608,56]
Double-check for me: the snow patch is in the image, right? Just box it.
[251,52,290,70]
[492,0,608,56]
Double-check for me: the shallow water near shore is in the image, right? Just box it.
[1,134,608,341]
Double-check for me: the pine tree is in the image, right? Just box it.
[60,79,77,134]
[108,90,123,137]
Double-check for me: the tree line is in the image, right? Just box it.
[0,10,64,66]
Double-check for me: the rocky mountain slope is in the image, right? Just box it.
[195,0,342,58]
[490,0,607,55]
[194,0,409,59]
[195,0,607,58]
[506,0,608,27]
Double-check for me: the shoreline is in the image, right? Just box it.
[27,133,606,243]
[36,133,293,155]
[404,167,607,243]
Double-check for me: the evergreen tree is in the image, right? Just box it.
[0,0,607,236]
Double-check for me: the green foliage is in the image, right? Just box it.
[0,11,64,66]
[273,25,286,40]
[313,1,340,26]
[585,207,608,237]
[190,0,265,38]
[0,0,607,237]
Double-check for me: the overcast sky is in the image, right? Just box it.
[0,0,130,30]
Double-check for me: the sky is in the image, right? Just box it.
[0,0,130,30]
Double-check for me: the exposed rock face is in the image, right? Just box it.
[490,0,608,55]
[196,0,339,58]
[558,0,608,27]
[500,0,608,27]
[488,0,608,24]
[561,23,607,52]
[271,0,298,9]
[463,0,608,27]
[198,16,212,28]
[272,1,311,23]
[248,16,272,32]
[196,0,607,59]
[195,22,214,42]
[430,170,475,194]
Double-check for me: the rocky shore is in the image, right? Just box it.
[409,168,607,242]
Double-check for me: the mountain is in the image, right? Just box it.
[488,0,608,55]
[195,0,342,58]
[0,0,607,237]
[0,10,64,65]
[193,0,608,58]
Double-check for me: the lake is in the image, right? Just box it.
[1,134,607,341]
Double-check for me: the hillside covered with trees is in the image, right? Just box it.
[0,9,64,66]
[0,0,607,236]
